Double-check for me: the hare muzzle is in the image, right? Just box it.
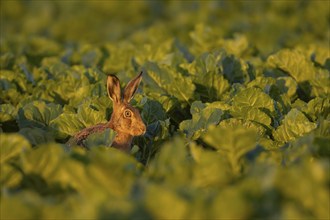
[134,123,146,136]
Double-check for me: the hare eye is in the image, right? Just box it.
[124,109,132,118]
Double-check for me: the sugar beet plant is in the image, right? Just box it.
[1,1,329,219]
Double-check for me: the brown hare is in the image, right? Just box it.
[68,72,146,153]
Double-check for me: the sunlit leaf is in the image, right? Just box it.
[17,101,63,129]
[273,109,317,143]
[267,49,317,82]
[232,87,275,112]
[0,104,16,122]
[145,62,195,103]
[0,133,31,163]
[202,125,258,174]
[179,101,223,139]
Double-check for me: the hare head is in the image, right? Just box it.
[107,72,146,152]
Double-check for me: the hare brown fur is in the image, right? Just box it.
[68,72,146,153]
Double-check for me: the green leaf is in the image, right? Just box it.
[0,52,15,69]
[307,97,330,120]
[275,160,329,219]
[222,55,247,84]
[35,146,141,199]
[190,143,232,187]
[25,37,62,58]
[276,77,298,99]
[273,109,317,143]
[309,70,330,97]
[145,62,195,103]
[0,104,16,122]
[50,99,110,140]
[210,187,251,219]
[39,66,95,105]
[206,101,231,111]
[147,137,191,186]
[134,38,175,66]
[0,71,28,105]
[232,87,275,112]
[267,49,317,82]
[142,184,188,219]
[77,102,108,127]
[137,118,171,164]
[140,99,167,124]
[76,147,142,196]
[230,87,275,127]
[180,101,223,140]
[258,137,283,150]
[1,163,23,188]
[0,70,29,92]
[87,96,113,112]
[203,125,258,153]
[19,127,54,146]
[182,52,220,75]
[194,71,230,101]
[143,92,178,112]
[219,118,268,136]
[102,42,136,72]
[17,101,63,129]
[0,192,40,220]
[0,133,31,164]
[202,125,258,174]
[247,76,277,90]
[0,132,27,187]
[20,143,66,178]
[189,23,225,55]
[0,83,23,106]
[50,113,85,139]
[230,106,272,126]
[70,45,103,67]
[83,128,116,149]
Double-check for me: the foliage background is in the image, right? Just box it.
[1,0,329,219]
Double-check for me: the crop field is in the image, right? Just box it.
[1,1,329,219]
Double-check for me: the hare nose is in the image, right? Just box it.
[140,126,146,134]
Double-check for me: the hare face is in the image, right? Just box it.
[110,104,146,136]
[107,72,146,139]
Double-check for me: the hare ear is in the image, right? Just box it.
[123,71,143,103]
[107,74,122,104]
